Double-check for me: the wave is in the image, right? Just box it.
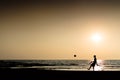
[0,60,81,68]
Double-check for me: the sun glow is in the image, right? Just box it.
[92,33,102,43]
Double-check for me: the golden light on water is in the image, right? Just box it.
[94,60,104,71]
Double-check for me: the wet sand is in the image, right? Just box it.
[0,68,119,80]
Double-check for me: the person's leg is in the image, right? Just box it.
[88,65,92,70]
[93,66,94,71]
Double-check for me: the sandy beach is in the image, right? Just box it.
[0,68,119,80]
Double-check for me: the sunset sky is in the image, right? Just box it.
[1,0,120,60]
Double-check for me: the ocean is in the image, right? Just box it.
[0,60,120,71]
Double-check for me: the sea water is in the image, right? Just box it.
[0,60,120,71]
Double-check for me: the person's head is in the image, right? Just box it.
[93,55,96,58]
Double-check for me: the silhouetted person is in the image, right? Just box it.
[88,55,99,71]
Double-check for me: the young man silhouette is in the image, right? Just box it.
[88,55,99,71]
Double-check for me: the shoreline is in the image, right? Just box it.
[0,68,119,80]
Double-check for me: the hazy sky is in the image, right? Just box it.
[1,0,120,60]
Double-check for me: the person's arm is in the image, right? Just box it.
[96,61,99,66]
[89,61,93,64]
